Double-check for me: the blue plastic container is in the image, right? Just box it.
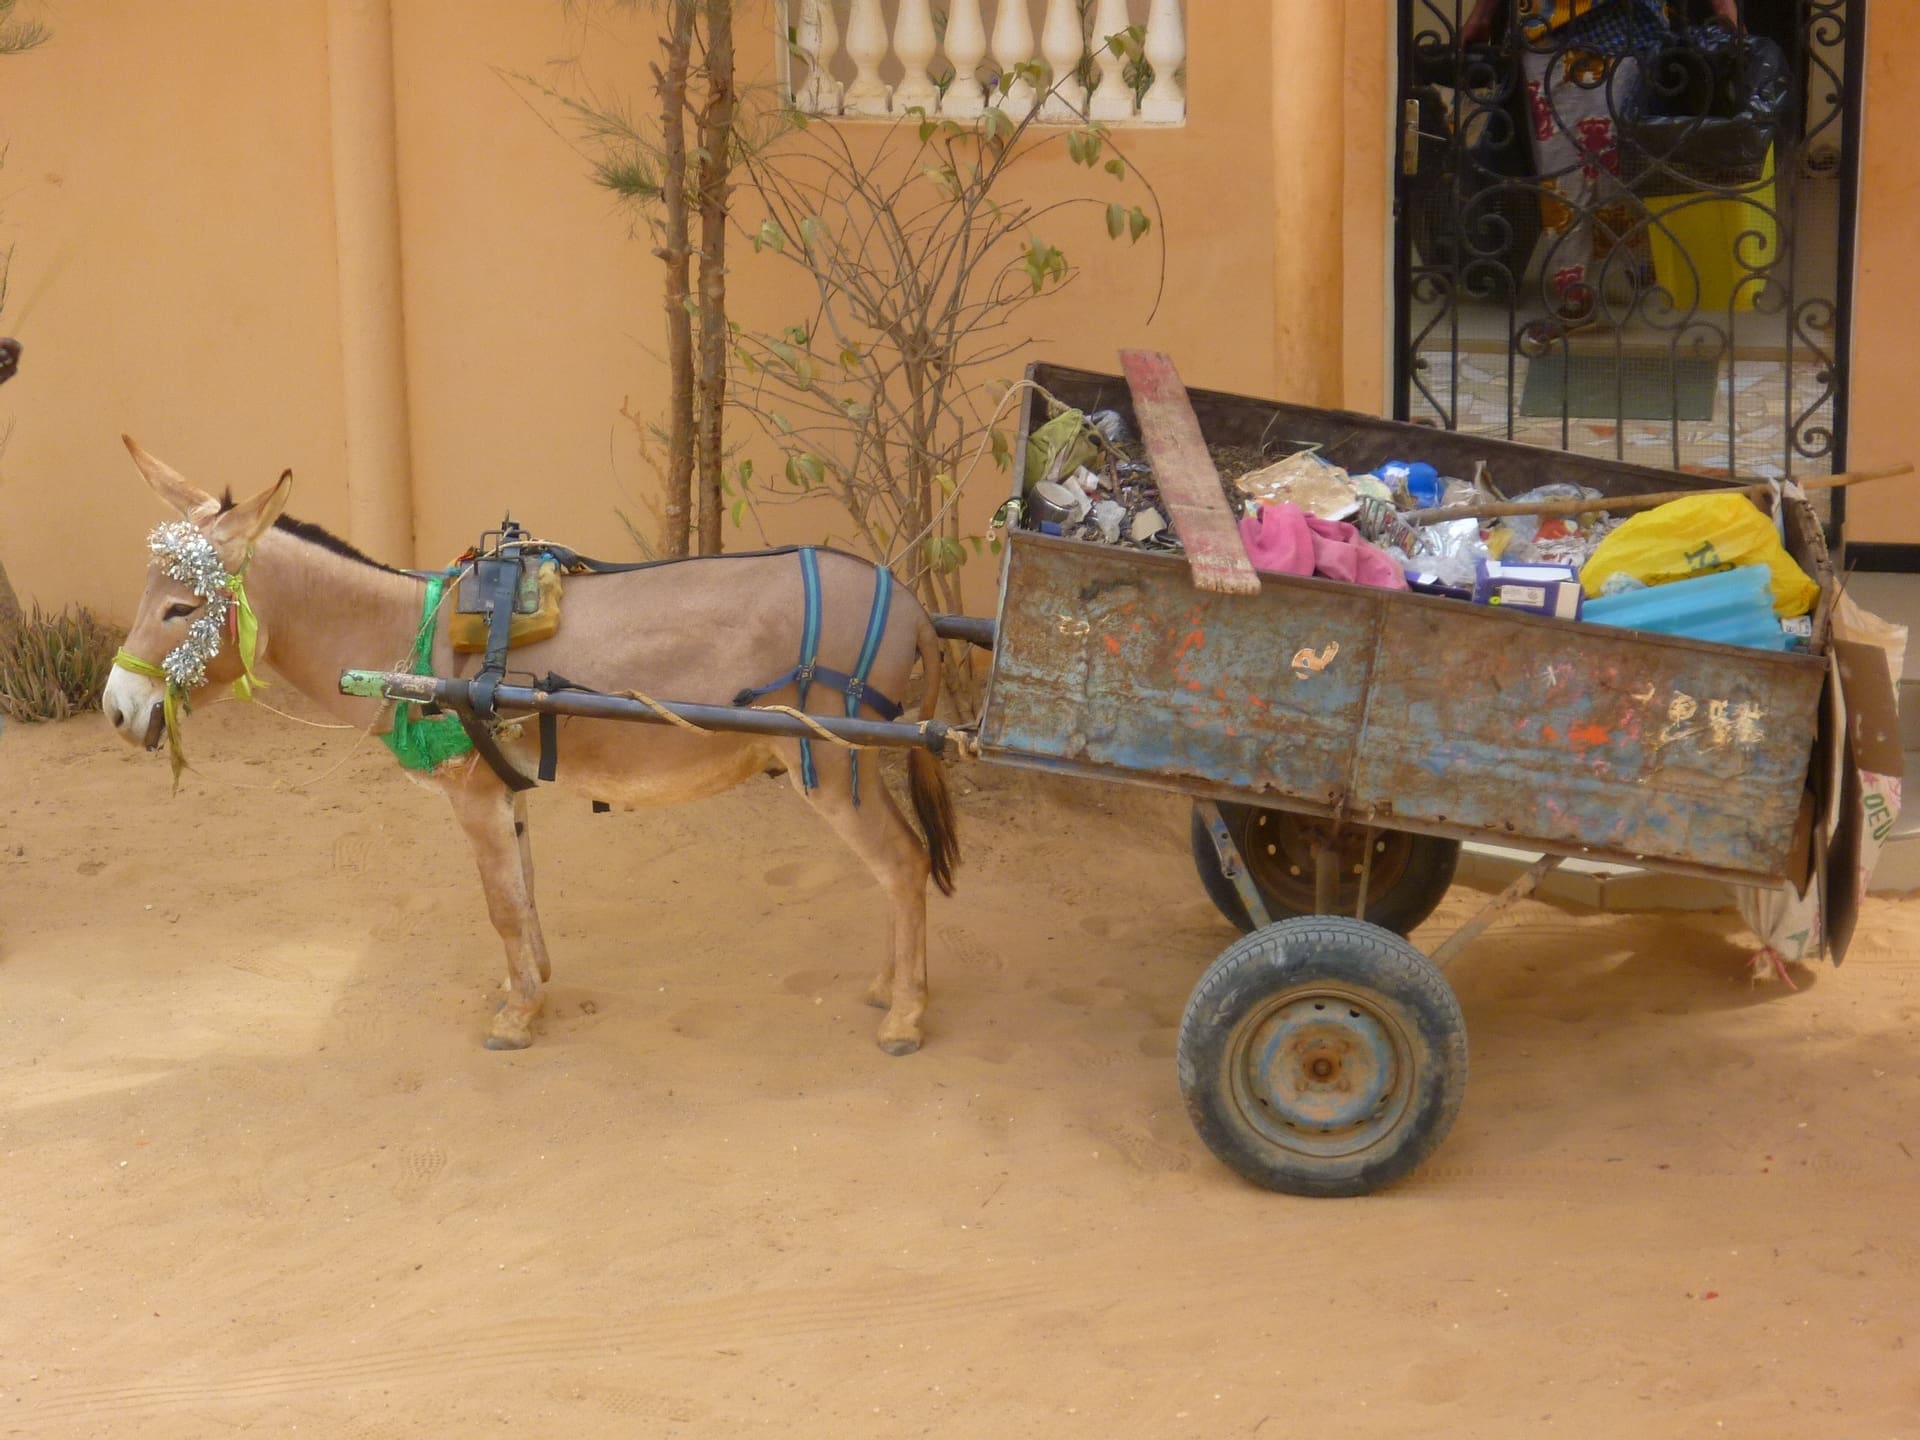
[1374,460,1443,510]
[1581,565,1791,651]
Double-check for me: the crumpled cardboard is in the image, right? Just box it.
[1735,591,1906,972]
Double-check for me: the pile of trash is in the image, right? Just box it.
[1022,408,1177,551]
[1020,406,1821,652]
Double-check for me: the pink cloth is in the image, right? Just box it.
[1238,503,1409,591]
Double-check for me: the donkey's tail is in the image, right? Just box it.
[908,616,960,897]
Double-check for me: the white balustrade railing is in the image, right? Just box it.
[781,0,1186,125]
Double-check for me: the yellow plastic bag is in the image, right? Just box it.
[1579,492,1819,617]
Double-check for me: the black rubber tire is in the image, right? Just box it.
[1178,916,1467,1198]
[1190,802,1461,937]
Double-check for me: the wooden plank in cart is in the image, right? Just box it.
[1119,349,1261,596]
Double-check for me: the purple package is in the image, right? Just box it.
[1404,569,1473,601]
[1472,559,1583,620]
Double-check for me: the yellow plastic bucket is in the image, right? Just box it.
[1644,147,1777,314]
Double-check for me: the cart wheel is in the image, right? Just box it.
[1190,802,1460,936]
[1178,917,1466,1198]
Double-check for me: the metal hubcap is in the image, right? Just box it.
[1230,985,1414,1158]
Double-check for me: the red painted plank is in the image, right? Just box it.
[1119,350,1261,596]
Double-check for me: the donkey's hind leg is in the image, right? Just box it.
[801,752,933,1056]
[442,770,549,1050]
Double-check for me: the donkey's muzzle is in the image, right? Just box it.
[106,696,164,750]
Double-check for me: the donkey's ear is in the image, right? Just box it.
[207,469,294,556]
[123,435,221,522]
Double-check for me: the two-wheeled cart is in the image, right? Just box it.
[345,360,1843,1197]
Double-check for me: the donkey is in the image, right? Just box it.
[101,439,959,1055]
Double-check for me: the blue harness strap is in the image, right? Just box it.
[845,565,892,806]
[731,550,902,804]
[795,547,823,790]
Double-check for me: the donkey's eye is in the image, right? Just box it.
[163,602,201,622]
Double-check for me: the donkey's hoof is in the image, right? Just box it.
[485,1013,535,1050]
[878,1033,922,1057]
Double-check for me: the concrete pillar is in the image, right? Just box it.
[1271,3,1346,408]
[327,0,416,563]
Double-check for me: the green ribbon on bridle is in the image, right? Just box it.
[113,545,266,790]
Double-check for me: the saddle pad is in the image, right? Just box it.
[449,559,564,654]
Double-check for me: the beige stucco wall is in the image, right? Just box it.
[1,0,349,621]
[0,2,1912,629]
[1831,11,1918,546]
[384,0,1283,598]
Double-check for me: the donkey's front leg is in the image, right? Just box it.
[443,773,549,1050]
[513,791,552,984]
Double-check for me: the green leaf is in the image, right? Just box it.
[772,411,795,435]
[1106,202,1125,240]
[784,452,826,490]
[757,219,788,254]
[1128,206,1151,243]
[990,429,1011,471]
[1104,156,1126,180]
[839,345,862,371]
[924,535,966,574]
[731,498,748,527]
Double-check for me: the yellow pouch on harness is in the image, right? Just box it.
[449,558,564,654]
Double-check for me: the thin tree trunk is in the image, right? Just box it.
[0,558,21,633]
[694,0,735,556]
[656,0,697,557]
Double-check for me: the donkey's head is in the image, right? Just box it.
[103,437,291,760]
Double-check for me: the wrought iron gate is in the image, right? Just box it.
[1393,0,1863,508]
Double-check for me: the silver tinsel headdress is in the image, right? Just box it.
[147,520,237,689]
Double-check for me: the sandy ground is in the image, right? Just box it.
[2,697,1918,1439]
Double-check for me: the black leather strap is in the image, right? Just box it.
[470,556,523,725]
[454,708,538,792]
[538,710,558,782]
